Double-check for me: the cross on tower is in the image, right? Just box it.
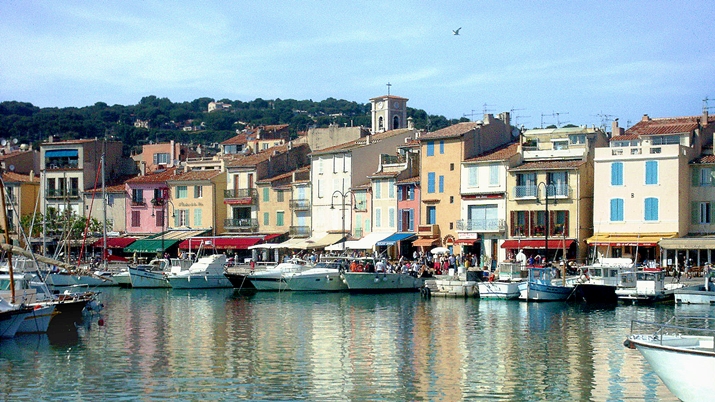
[386,82,391,96]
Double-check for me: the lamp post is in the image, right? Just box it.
[536,181,556,267]
[330,190,353,254]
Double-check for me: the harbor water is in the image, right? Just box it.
[0,287,694,401]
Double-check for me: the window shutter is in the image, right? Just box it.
[510,211,516,236]
[397,210,403,231]
[409,209,414,231]
[549,211,555,236]
[563,211,569,237]
[692,168,700,187]
[692,202,699,224]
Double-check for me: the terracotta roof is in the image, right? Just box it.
[85,183,127,193]
[310,128,414,156]
[692,155,715,164]
[2,171,39,183]
[221,133,248,146]
[397,175,419,185]
[255,167,306,184]
[510,160,585,171]
[625,116,702,136]
[351,183,372,190]
[464,142,519,162]
[167,169,222,182]
[226,143,307,168]
[0,150,33,162]
[369,171,401,179]
[419,122,480,140]
[126,167,178,184]
[610,134,640,142]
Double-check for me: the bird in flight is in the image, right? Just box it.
[453,27,461,35]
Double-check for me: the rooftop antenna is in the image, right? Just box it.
[482,103,495,115]
[595,112,615,132]
[553,111,569,127]
[510,107,529,128]
[463,109,478,121]
[704,96,715,112]
[386,82,392,96]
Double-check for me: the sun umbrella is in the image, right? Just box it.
[430,247,450,255]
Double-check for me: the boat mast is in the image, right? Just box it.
[0,176,16,303]
[102,140,107,271]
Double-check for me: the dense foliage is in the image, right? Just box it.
[0,96,466,155]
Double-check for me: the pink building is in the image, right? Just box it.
[125,168,176,236]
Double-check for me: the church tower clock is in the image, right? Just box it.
[370,92,408,134]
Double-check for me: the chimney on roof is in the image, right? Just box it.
[140,161,146,176]
[611,119,624,137]
[170,139,176,166]
[703,108,709,127]
[642,114,651,122]
[29,170,34,181]
[407,117,414,130]
[48,135,54,143]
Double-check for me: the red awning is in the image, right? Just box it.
[263,233,283,242]
[91,237,137,248]
[501,239,575,249]
[412,237,440,247]
[178,237,263,250]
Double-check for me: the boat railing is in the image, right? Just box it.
[629,316,715,351]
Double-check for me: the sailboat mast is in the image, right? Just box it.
[102,142,107,271]
[0,177,16,303]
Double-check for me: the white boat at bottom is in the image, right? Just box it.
[625,316,715,402]
[284,261,347,291]
[341,272,424,293]
[166,254,232,289]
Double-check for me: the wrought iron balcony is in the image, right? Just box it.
[289,199,310,211]
[289,225,311,237]
[130,198,146,206]
[513,184,571,199]
[513,185,537,198]
[46,188,80,199]
[224,218,259,231]
[456,219,506,232]
[224,188,258,205]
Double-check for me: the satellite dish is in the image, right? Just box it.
[8,165,14,171]
[0,139,6,146]
[12,138,18,145]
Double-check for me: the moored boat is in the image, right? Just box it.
[569,258,636,304]
[166,254,232,289]
[128,258,192,288]
[675,265,715,304]
[248,259,311,291]
[615,268,682,303]
[284,261,348,292]
[477,263,524,299]
[518,266,572,301]
[625,316,715,402]
[0,298,32,338]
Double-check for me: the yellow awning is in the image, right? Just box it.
[587,233,677,247]
[659,237,715,250]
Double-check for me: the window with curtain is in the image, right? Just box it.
[176,186,188,199]
[194,186,202,198]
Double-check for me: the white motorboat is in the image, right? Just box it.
[248,258,311,291]
[675,266,715,304]
[284,261,348,292]
[341,271,425,293]
[518,267,572,301]
[166,254,232,289]
[569,258,636,303]
[112,269,132,288]
[128,258,192,288]
[616,268,683,303]
[44,268,117,287]
[478,263,523,299]
[625,316,715,402]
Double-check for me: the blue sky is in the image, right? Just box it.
[1,1,713,129]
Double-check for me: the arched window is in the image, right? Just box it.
[378,116,384,131]
[393,115,400,129]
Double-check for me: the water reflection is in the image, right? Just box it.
[0,288,686,401]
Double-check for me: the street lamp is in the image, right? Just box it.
[535,181,557,267]
[330,190,353,253]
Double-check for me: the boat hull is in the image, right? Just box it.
[519,282,572,301]
[285,271,348,291]
[128,268,170,288]
[112,271,132,288]
[628,335,715,402]
[45,273,116,287]
[570,283,618,303]
[477,281,521,299]
[248,275,290,291]
[224,273,256,289]
[674,286,715,304]
[0,307,32,338]
[17,304,56,334]
[167,275,233,289]
[341,272,424,293]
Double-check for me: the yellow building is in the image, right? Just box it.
[416,115,513,250]
[255,170,293,235]
[2,171,40,246]
[166,169,227,236]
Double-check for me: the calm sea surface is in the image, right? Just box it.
[1,287,702,401]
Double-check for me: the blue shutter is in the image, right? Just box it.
[427,172,435,193]
[645,161,658,185]
[397,186,403,201]
[397,210,403,231]
[408,209,414,231]
[439,175,444,193]
[645,197,659,221]
[427,142,434,156]
[611,162,623,186]
[439,140,445,154]
[610,199,624,221]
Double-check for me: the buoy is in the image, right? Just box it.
[98,318,105,326]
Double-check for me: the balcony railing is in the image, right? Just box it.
[289,199,310,210]
[456,219,506,232]
[131,198,146,206]
[46,188,80,199]
[289,225,311,237]
[513,184,571,199]
[224,218,259,231]
[224,188,258,205]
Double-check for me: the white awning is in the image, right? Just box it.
[346,232,393,250]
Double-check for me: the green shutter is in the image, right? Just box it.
[692,201,699,224]
[692,168,700,187]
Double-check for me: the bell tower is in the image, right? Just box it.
[370,85,408,133]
